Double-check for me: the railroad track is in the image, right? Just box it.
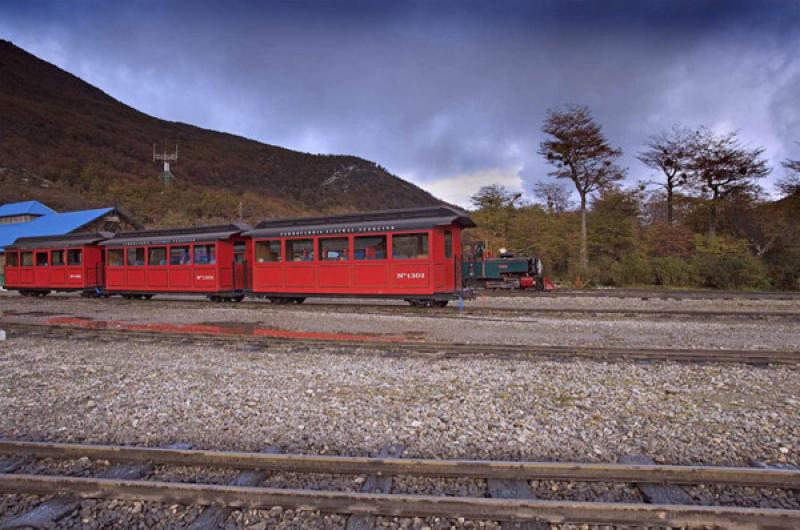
[0,440,798,529]
[6,294,800,321]
[3,321,800,365]
[483,288,800,301]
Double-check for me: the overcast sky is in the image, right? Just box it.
[2,0,799,206]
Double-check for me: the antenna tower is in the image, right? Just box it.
[153,143,179,187]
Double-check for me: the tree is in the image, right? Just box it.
[777,148,800,196]
[637,126,693,225]
[539,105,625,269]
[470,184,522,210]
[469,184,522,247]
[532,181,574,215]
[688,129,770,238]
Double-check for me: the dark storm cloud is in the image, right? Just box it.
[2,0,799,205]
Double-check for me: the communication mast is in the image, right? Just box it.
[153,143,178,187]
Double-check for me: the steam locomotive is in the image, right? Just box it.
[462,242,553,291]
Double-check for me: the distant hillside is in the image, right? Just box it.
[0,40,440,225]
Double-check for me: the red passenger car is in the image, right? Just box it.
[3,232,108,296]
[99,223,249,301]
[244,206,475,306]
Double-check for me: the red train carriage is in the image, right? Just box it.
[99,223,249,301]
[3,232,108,296]
[244,206,475,306]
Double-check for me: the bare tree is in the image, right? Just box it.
[688,128,770,238]
[539,105,625,269]
[637,126,693,225]
[532,181,574,215]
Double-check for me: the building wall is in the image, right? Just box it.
[0,214,39,225]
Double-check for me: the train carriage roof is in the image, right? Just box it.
[99,223,250,247]
[245,206,475,238]
[6,231,113,250]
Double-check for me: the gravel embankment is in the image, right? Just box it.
[0,335,798,528]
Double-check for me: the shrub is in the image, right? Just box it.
[609,254,653,286]
[650,257,698,287]
[690,236,771,290]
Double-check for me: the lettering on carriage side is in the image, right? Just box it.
[68,274,82,280]
[278,225,396,237]
[396,272,425,280]
[195,274,215,281]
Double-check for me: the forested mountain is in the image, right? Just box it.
[0,40,440,225]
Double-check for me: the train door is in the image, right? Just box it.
[233,241,246,291]
[34,251,49,286]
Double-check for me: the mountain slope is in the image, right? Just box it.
[0,40,440,225]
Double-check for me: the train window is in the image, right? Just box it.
[67,249,83,266]
[234,242,246,264]
[194,244,216,265]
[255,240,281,263]
[108,249,124,267]
[286,239,313,261]
[319,237,349,261]
[6,252,18,267]
[169,246,191,265]
[127,248,145,266]
[354,236,386,260]
[21,252,33,266]
[392,233,428,259]
[51,250,65,266]
[36,252,49,267]
[444,231,452,259]
[148,247,167,266]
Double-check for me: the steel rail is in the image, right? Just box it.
[1,441,799,488]
[7,292,800,319]
[0,474,796,528]
[484,289,800,300]
[2,321,798,364]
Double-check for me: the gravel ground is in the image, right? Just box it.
[0,334,798,528]
[3,294,800,351]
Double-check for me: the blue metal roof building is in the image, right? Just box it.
[0,201,116,253]
[0,200,56,218]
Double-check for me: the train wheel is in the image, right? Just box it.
[406,298,439,307]
[268,297,290,305]
[434,300,449,307]
[232,296,244,303]
[293,297,306,304]
[143,295,153,300]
